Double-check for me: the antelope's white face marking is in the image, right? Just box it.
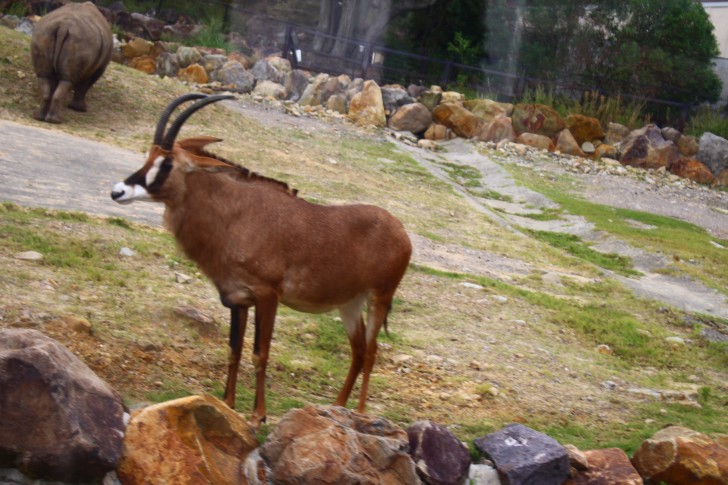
[111,153,169,205]
[111,181,151,204]
[145,156,165,187]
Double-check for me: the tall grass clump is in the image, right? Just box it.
[163,15,232,53]
[685,105,728,140]
[520,86,648,129]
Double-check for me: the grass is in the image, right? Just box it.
[520,86,648,129]
[509,164,728,292]
[528,230,640,277]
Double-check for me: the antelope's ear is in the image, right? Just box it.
[177,136,224,153]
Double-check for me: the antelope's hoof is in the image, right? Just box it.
[249,413,266,431]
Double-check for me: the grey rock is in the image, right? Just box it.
[0,329,125,482]
[697,132,728,176]
[217,61,256,93]
[155,52,179,78]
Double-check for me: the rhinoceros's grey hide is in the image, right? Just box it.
[30,1,113,123]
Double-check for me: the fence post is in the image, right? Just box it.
[361,43,372,79]
[156,0,163,15]
[222,1,231,33]
[282,24,296,67]
[442,60,451,88]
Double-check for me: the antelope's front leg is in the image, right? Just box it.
[223,305,248,408]
[250,292,278,430]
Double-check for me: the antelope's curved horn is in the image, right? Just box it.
[162,95,236,150]
[153,93,208,146]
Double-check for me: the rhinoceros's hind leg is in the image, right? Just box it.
[45,80,72,123]
[33,77,55,122]
[69,67,105,112]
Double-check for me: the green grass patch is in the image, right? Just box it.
[438,161,482,188]
[529,230,639,276]
[509,167,728,292]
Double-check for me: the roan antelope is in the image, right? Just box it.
[111,94,412,428]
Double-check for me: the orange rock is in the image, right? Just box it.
[566,114,605,145]
[432,102,485,139]
[117,395,258,485]
[564,448,642,485]
[556,128,586,157]
[511,103,565,137]
[670,158,715,184]
[424,122,450,141]
[631,426,728,484]
[122,37,152,59]
[129,56,156,74]
[348,80,386,127]
[478,115,516,143]
[178,64,208,84]
[516,132,555,152]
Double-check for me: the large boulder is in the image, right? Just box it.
[284,69,313,102]
[670,158,716,184]
[348,80,387,128]
[474,423,570,485]
[381,84,414,115]
[298,72,331,107]
[117,395,259,485]
[407,420,471,485]
[605,122,631,146]
[433,102,486,139]
[696,132,728,176]
[677,134,699,157]
[516,132,555,152]
[556,129,586,157]
[478,115,517,143]
[632,426,728,484]
[251,57,284,84]
[156,51,179,78]
[254,80,287,100]
[217,60,256,93]
[564,448,642,484]
[176,46,201,68]
[619,124,680,170]
[178,63,208,84]
[566,114,604,145]
[254,404,421,484]
[464,98,514,124]
[0,329,125,483]
[388,102,432,134]
[511,103,565,137]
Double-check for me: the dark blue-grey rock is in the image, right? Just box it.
[0,329,126,483]
[473,423,569,485]
[284,69,313,102]
[155,52,179,78]
[381,85,414,114]
[696,132,728,176]
[251,58,282,84]
[407,420,471,485]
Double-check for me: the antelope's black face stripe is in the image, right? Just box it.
[147,157,173,193]
[111,155,171,204]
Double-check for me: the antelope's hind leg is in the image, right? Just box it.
[357,293,393,413]
[335,294,367,408]
[249,292,278,430]
[223,305,248,408]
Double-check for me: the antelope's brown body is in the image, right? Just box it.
[112,95,412,428]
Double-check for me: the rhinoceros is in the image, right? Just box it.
[30,2,113,123]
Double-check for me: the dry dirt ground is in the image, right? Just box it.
[1,99,727,440]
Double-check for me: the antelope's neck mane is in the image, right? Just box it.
[187,147,299,198]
